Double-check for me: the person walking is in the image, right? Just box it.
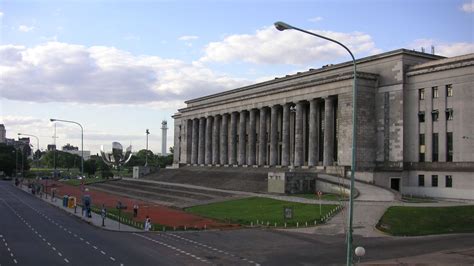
[133,204,139,218]
[144,216,152,231]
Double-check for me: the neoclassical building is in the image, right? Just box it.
[173,49,474,200]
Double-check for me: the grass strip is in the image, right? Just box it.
[377,205,474,236]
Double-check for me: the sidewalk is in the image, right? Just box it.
[17,184,140,232]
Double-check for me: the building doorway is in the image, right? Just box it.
[390,178,400,191]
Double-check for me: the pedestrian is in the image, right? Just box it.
[133,204,138,218]
[144,216,151,231]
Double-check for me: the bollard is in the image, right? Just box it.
[314,220,317,225]
[266,221,269,226]
[184,225,187,231]
[174,226,176,231]
[163,226,165,232]
[284,223,287,228]
[296,222,299,228]
[251,222,253,227]
[305,222,308,227]
[204,224,206,230]
[274,222,276,227]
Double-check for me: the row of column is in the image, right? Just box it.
[187,97,336,167]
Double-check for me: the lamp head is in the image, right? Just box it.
[274,21,292,31]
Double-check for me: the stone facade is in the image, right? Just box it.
[173,49,474,200]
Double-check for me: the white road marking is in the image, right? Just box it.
[64,258,69,263]
[110,257,115,261]
[100,250,106,255]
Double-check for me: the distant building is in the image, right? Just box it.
[62,143,79,151]
[62,150,91,160]
[0,124,6,143]
[173,49,474,200]
[47,144,57,151]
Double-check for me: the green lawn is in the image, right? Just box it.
[186,197,338,227]
[377,205,474,236]
[293,193,348,201]
[401,196,437,203]
[62,177,106,186]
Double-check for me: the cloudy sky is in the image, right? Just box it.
[1,0,473,154]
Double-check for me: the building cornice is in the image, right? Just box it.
[178,71,378,114]
[407,53,474,77]
[185,49,442,105]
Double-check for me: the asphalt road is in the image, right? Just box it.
[1,181,473,265]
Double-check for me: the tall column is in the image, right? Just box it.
[258,107,268,166]
[212,115,220,165]
[229,112,238,165]
[191,118,199,164]
[220,114,229,165]
[294,101,304,167]
[248,109,257,165]
[323,97,335,166]
[270,105,279,166]
[186,120,193,164]
[198,117,206,165]
[238,110,247,165]
[205,116,213,164]
[281,103,290,166]
[308,99,320,166]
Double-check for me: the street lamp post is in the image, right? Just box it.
[50,119,84,178]
[145,129,150,167]
[18,133,40,168]
[274,21,358,265]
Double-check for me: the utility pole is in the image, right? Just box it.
[145,129,150,166]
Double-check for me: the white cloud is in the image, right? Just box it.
[461,1,474,12]
[178,35,199,41]
[0,11,4,18]
[409,39,474,57]
[18,25,35,32]
[308,16,323,22]
[0,42,250,105]
[200,26,379,65]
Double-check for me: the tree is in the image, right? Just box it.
[83,159,97,176]
[0,144,16,176]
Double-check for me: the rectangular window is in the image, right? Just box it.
[446,108,453,120]
[418,175,425,187]
[445,175,453,187]
[447,132,453,162]
[432,110,439,121]
[432,86,439,98]
[446,84,453,97]
[433,133,439,162]
[419,134,425,162]
[419,88,425,100]
[418,111,425,123]
[432,175,438,187]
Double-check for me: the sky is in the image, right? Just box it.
[1,0,473,155]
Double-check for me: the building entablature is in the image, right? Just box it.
[407,53,474,77]
[178,71,378,119]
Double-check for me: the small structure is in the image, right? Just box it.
[133,166,151,179]
[268,172,317,194]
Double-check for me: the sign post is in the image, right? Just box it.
[317,191,323,216]
[116,201,127,231]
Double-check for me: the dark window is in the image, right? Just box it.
[447,132,453,162]
[432,110,439,121]
[419,88,425,100]
[446,108,453,120]
[418,175,425,187]
[432,86,438,98]
[418,111,425,123]
[432,175,438,187]
[445,175,453,188]
[446,84,453,97]
[432,133,439,162]
[419,134,425,162]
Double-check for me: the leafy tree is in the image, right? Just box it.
[83,159,97,176]
[0,144,30,176]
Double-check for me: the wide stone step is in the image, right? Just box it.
[110,181,217,200]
